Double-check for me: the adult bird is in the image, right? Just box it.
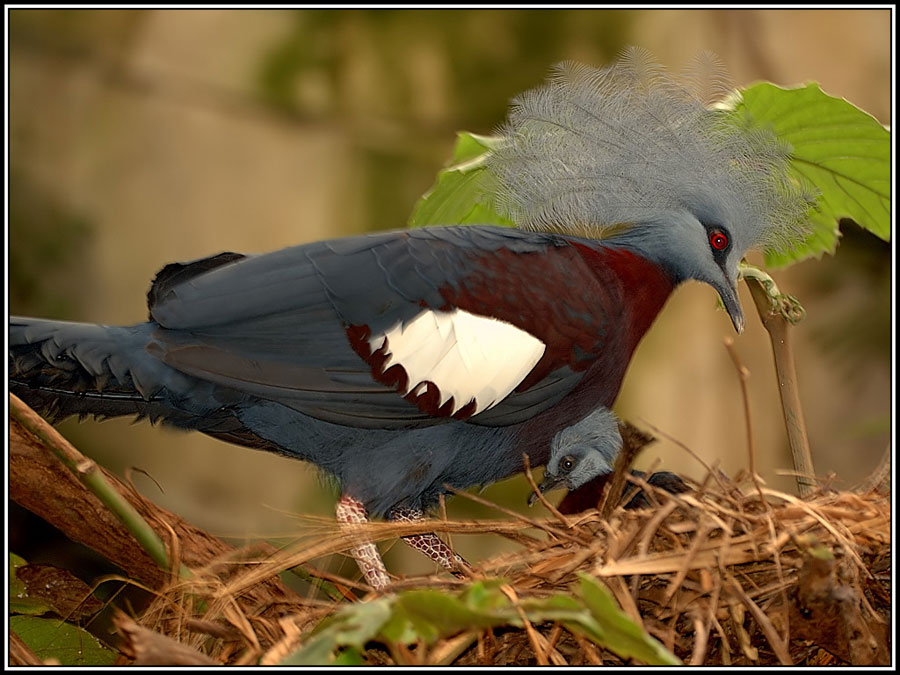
[9,51,809,589]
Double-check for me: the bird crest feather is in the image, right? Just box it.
[487,47,813,254]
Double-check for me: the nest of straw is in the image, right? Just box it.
[124,469,890,667]
[10,392,890,666]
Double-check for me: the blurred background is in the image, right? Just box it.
[8,8,892,580]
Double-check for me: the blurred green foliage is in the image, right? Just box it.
[9,8,146,61]
[805,221,891,382]
[257,9,634,128]
[255,9,636,235]
[8,168,92,318]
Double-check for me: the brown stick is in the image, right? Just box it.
[724,338,770,512]
[114,612,220,665]
[743,271,816,496]
[598,422,655,520]
[9,631,45,666]
[9,396,304,608]
[727,578,793,665]
[522,453,572,528]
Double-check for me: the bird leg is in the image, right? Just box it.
[389,506,472,578]
[335,495,390,590]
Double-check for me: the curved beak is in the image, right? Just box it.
[528,472,564,507]
[718,276,745,334]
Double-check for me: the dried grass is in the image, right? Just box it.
[130,471,891,666]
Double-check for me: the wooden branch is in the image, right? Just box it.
[114,612,220,666]
[9,395,304,609]
[10,393,183,576]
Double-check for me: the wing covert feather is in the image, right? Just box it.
[147,226,605,428]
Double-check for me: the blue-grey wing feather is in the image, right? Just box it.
[147,225,587,428]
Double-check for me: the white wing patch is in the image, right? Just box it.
[369,309,546,416]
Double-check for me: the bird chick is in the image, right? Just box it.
[529,407,622,505]
[530,408,690,511]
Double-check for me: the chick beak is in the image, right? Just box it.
[528,472,564,507]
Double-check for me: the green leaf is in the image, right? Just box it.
[576,574,680,665]
[459,578,511,611]
[330,600,393,649]
[451,132,505,164]
[280,598,393,665]
[280,631,339,666]
[378,607,420,645]
[10,615,118,666]
[391,588,511,643]
[282,576,680,666]
[9,553,55,616]
[734,82,890,267]
[408,132,512,229]
[516,578,680,666]
[333,647,365,665]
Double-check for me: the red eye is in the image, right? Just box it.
[709,230,729,251]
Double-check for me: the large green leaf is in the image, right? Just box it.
[408,132,510,228]
[10,615,118,666]
[390,586,512,642]
[518,576,680,665]
[279,577,679,665]
[731,82,890,267]
[576,574,680,665]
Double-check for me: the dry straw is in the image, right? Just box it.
[133,470,890,666]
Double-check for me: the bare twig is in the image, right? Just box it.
[850,443,891,495]
[430,633,478,666]
[9,631,45,666]
[570,629,604,665]
[114,611,219,665]
[500,585,567,665]
[522,453,572,528]
[688,610,709,666]
[636,420,728,493]
[723,338,769,512]
[444,485,586,545]
[740,266,815,496]
[727,577,793,665]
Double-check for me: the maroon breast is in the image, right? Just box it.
[347,237,675,424]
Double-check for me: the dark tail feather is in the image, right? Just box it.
[9,317,290,458]
[9,317,181,424]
